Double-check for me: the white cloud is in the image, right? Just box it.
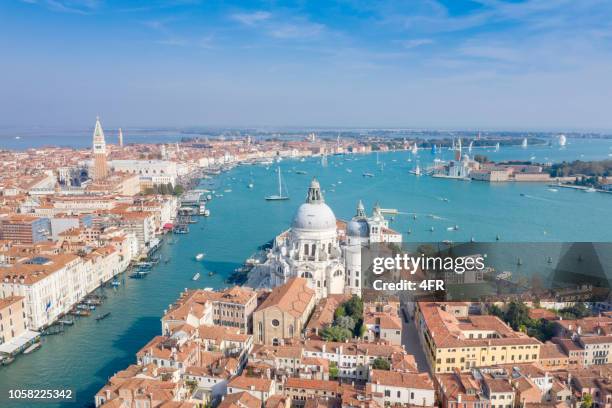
[231,11,272,26]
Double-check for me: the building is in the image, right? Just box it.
[0,215,51,244]
[0,296,27,345]
[416,302,541,373]
[92,117,109,181]
[162,286,258,335]
[252,180,401,299]
[368,369,435,407]
[253,277,316,345]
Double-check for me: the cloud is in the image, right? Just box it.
[230,11,272,26]
[21,0,101,14]
[401,38,434,49]
[269,23,325,39]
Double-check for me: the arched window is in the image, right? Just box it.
[272,338,279,346]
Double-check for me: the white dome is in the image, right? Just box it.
[347,219,369,238]
[292,202,337,231]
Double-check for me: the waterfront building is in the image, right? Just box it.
[108,159,179,187]
[92,117,109,181]
[251,179,401,299]
[415,302,541,373]
[253,277,316,345]
[0,250,121,330]
[0,296,27,345]
[0,214,51,244]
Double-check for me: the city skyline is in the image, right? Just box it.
[1,0,612,131]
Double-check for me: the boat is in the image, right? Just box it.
[265,167,290,201]
[199,203,207,214]
[411,144,418,154]
[468,141,473,153]
[584,187,596,193]
[1,356,15,365]
[346,168,352,173]
[496,271,513,281]
[203,209,210,217]
[495,143,500,152]
[247,182,254,189]
[521,138,528,148]
[59,318,74,325]
[208,271,214,276]
[195,253,205,261]
[224,189,232,193]
[192,272,201,281]
[548,188,558,192]
[431,145,437,155]
[558,134,567,147]
[362,172,374,178]
[295,170,307,175]
[96,312,111,321]
[409,165,421,176]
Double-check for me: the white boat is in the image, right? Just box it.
[409,165,421,176]
[192,273,201,281]
[266,167,289,200]
[495,142,500,152]
[547,188,558,192]
[468,141,473,153]
[558,134,567,147]
[346,168,352,173]
[199,203,207,215]
[584,187,596,193]
[248,182,254,189]
[521,138,528,148]
[203,209,210,217]
[362,172,374,178]
[224,189,232,193]
[195,253,205,261]
[411,144,418,154]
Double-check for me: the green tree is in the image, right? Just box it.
[329,362,339,379]
[320,325,352,342]
[173,184,185,196]
[335,315,356,331]
[372,357,391,370]
[504,301,530,331]
[344,295,363,319]
[581,393,593,408]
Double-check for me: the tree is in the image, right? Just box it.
[329,362,339,379]
[173,184,185,196]
[335,315,356,331]
[581,393,593,408]
[334,305,346,319]
[504,301,530,331]
[488,304,504,319]
[344,295,363,319]
[474,154,489,164]
[320,325,352,342]
[372,357,390,370]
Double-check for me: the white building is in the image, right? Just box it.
[107,160,179,186]
[253,179,402,299]
[256,179,346,299]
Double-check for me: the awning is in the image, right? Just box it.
[163,223,174,230]
[0,330,40,354]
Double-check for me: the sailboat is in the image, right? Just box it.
[431,145,437,155]
[409,163,421,176]
[411,143,418,155]
[468,141,473,153]
[558,134,567,148]
[495,142,500,152]
[265,167,289,201]
[522,138,528,148]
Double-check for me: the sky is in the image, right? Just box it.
[1,0,612,131]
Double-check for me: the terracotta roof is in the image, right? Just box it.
[256,277,315,317]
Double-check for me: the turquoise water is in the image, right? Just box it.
[0,141,611,407]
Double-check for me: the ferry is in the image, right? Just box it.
[195,253,205,261]
[192,272,201,281]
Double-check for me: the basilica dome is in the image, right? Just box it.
[291,178,337,231]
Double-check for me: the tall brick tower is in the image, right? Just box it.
[92,116,109,181]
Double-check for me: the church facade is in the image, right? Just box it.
[252,178,402,299]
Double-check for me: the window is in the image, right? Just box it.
[271,319,280,327]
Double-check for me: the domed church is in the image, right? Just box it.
[265,178,346,299]
[249,178,402,299]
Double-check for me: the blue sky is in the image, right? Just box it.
[1,0,612,130]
